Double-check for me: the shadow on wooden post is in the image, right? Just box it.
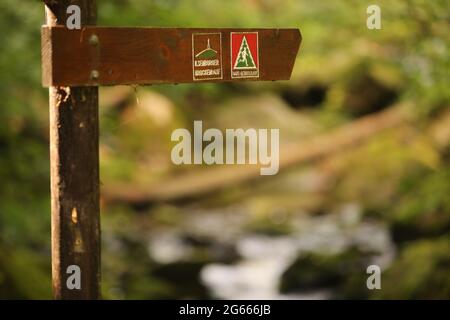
[44,0,101,299]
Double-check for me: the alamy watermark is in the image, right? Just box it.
[171,121,280,176]
[66,4,382,31]
[367,4,382,30]
[66,265,81,290]
[366,265,381,290]
[66,5,81,30]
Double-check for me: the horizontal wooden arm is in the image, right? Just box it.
[41,26,301,87]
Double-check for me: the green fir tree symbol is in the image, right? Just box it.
[234,36,256,69]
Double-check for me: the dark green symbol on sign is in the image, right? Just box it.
[234,36,256,69]
[195,39,217,59]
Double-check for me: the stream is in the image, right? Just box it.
[147,203,395,299]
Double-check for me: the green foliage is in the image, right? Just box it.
[376,236,450,299]
[0,2,51,299]
[0,247,51,299]
[280,246,376,298]
[0,0,448,299]
[389,166,450,241]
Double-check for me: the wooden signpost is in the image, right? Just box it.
[42,0,301,299]
[42,27,300,86]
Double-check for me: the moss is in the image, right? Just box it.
[244,211,295,236]
[280,246,376,298]
[390,167,450,242]
[152,205,183,227]
[0,247,51,299]
[375,236,450,299]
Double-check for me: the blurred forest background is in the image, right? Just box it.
[0,0,449,299]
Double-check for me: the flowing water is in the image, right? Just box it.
[147,203,395,299]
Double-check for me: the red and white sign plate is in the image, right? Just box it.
[230,32,259,79]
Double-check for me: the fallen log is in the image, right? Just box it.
[102,103,412,206]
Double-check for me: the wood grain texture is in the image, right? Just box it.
[41,26,301,86]
[46,0,101,300]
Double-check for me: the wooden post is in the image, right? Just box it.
[41,0,301,301]
[45,0,100,299]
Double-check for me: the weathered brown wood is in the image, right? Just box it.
[46,0,101,299]
[41,26,301,87]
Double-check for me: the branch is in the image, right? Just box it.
[103,104,411,206]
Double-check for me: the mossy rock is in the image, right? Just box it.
[341,61,399,117]
[390,167,450,242]
[280,246,376,298]
[244,214,295,237]
[374,236,450,299]
[151,261,211,299]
